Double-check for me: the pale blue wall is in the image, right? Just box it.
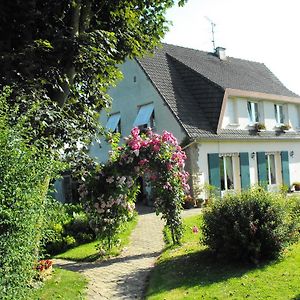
[56,59,187,202]
[89,59,187,163]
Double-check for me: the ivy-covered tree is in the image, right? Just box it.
[0,0,186,160]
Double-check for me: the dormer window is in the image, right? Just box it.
[133,103,155,130]
[106,113,121,134]
[274,104,284,125]
[247,101,259,124]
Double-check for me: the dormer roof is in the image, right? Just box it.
[136,43,300,139]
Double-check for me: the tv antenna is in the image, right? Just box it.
[205,16,216,51]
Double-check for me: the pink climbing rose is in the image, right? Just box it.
[192,226,199,234]
[131,127,140,138]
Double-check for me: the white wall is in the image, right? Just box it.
[222,97,300,131]
[195,139,300,191]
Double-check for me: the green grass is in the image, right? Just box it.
[32,268,87,299]
[146,214,300,300]
[55,214,138,261]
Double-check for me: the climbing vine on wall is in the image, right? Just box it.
[80,127,190,250]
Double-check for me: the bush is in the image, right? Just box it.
[202,188,293,263]
[0,89,56,299]
[41,199,95,256]
[283,195,300,242]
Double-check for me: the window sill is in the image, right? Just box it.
[248,123,266,131]
[227,123,239,127]
[274,124,284,128]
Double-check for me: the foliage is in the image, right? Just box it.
[41,199,95,256]
[0,89,59,299]
[32,268,87,300]
[282,195,300,242]
[0,0,187,169]
[146,213,300,300]
[55,213,138,261]
[80,127,189,248]
[202,188,296,263]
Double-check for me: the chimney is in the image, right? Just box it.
[215,47,226,60]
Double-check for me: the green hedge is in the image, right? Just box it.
[202,188,297,263]
[0,89,56,299]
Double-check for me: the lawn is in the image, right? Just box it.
[146,213,300,300]
[32,268,87,299]
[55,214,138,261]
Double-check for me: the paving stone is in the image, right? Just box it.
[55,206,201,299]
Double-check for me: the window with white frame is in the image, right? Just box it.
[219,155,234,191]
[106,113,121,134]
[247,101,259,124]
[274,104,284,125]
[266,153,276,185]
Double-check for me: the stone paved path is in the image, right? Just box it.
[55,206,201,300]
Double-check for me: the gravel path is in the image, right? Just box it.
[55,206,201,299]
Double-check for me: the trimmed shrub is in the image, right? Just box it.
[202,188,292,263]
[0,123,52,298]
[0,88,60,299]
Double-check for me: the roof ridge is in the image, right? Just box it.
[162,42,265,65]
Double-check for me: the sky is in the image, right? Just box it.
[163,0,300,96]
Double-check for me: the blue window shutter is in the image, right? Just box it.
[281,151,290,187]
[208,153,220,190]
[256,152,267,186]
[240,152,250,189]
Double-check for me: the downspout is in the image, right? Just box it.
[181,139,198,150]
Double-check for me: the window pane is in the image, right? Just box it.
[269,154,276,184]
[266,154,276,185]
[247,102,252,122]
[275,104,284,124]
[274,105,278,123]
[253,102,259,123]
[219,157,225,191]
[248,101,259,123]
[279,105,284,124]
[225,156,234,189]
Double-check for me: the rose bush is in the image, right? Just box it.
[80,127,189,249]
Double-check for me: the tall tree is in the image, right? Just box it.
[0,0,186,160]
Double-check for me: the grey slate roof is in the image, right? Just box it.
[136,43,300,139]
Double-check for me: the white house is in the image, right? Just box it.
[49,44,290,204]
[89,43,300,199]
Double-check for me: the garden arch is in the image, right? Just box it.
[80,127,190,250]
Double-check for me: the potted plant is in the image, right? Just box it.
[183,195,195,209]
[254,123,266,131]
[280,124,291,132]
[293,182,300,191]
